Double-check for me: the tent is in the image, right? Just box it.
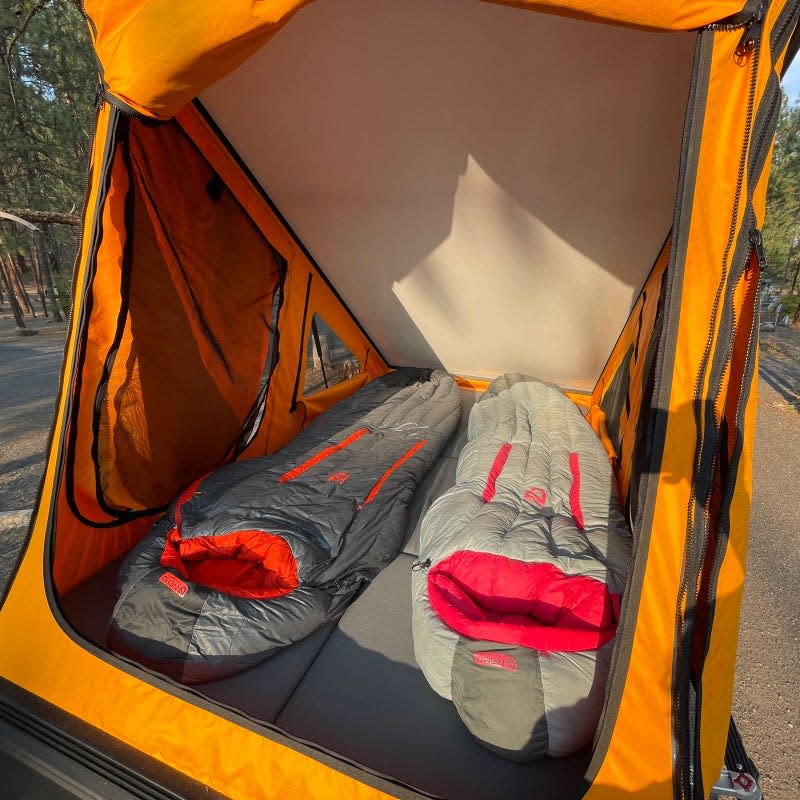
[0,0,795,797]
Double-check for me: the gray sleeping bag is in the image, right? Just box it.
[109,368,461,684]
[412,374,631,761]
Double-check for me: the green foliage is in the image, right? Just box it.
[780,292,800,320]
[0,0,99,306]
[764,96,800,288]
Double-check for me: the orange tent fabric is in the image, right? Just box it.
[84,0,749,120]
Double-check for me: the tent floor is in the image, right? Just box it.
[60,389,593,799]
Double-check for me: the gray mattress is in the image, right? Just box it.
[61,388,592,799]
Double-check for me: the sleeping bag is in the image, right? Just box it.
[411,374,631,761]
[108,368,461,683]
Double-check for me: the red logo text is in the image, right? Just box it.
[328,471,350,485]
[159,572,189,597]
[473,651,518,672]
[524,487,548,506]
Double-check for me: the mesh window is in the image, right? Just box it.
[304,314,361,396]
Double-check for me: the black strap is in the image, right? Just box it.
[725,717,759,778]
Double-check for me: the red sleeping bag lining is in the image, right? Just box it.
[427,550,619,652]
[160,475,299,600]
[161,528,299,600]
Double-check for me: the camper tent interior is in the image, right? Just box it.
[0,0,796,798]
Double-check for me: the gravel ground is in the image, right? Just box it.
[0,316,797,796]
[735,329,800,800]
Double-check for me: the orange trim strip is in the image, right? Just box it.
[279,428,369,483]
[565,390,592,409]
[360,439,427,508]
[454,376,490,392]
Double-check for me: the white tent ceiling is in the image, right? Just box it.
[201,0,695,387]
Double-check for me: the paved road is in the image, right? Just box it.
[0,321,67,511]
[0,320,67,589]
[0,320,797,797]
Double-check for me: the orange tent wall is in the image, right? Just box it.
[0,2,793,799]
[52,103,388,594]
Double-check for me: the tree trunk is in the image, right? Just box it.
[790,257,800,297]
[9,252,35,317]
[26,244,49,317]
[779,245,794,295]
[0,254,27,330]
[31,230,63,322]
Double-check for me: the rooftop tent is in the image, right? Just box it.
[0,0,796,798]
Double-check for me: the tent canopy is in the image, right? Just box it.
[85,0,748,120]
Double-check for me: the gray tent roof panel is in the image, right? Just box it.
[201,0,695,386]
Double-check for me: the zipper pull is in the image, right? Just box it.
[749,228,767,271]
[411,558,431,572]
[735,1,765,57]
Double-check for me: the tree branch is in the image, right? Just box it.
[0,208,80,227]
[4,0,48,134]
[5,1,48,61]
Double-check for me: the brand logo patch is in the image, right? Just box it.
[524,486,548,506]
[159,572,188,597]
[328,471,350,485]
[473,651,518,672]
[733,773,755,791]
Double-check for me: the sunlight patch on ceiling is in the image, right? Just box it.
[392,156,633,386]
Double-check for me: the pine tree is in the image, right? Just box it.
[0,0,99,320]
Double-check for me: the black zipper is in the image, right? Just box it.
[749,75,783,182]
[691,228,763,799]
[64,110,145,529]
[772,0,800,55]
[735,1,767,56]
[66,93,103,326]
[673,13,763,800]
[310,314,329,389]
[290,273,313,413]
[231,261,287,457]
[705,1,765,34]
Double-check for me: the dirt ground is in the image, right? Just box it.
[735,327,800,799]
[759,325,800,407]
